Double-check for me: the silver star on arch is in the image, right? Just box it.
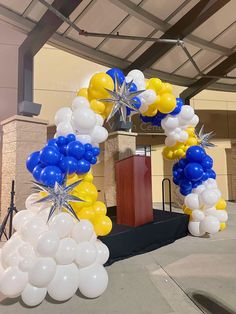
[195,125,216,148]
[32,180,85,222]
[99,74,145,122]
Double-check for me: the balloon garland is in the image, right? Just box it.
[0,68,228,306]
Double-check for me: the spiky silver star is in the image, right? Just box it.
[195,125,216,148]
[99,74,145,122]
[32,180,85,222]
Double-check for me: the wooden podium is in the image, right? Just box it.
[115,155,153,227]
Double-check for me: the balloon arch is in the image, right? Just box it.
[0,68,228,306]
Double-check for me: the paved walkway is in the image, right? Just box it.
[0,203,235,314]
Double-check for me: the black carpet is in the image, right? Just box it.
[100,209,189,265]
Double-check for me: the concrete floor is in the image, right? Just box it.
[0,202,236,314]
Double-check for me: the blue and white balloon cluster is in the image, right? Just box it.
[26,134,100,187]
[173,146,215,196]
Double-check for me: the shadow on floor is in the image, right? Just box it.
[191,292,236,314]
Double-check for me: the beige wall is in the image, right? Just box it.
[34,45,236,204]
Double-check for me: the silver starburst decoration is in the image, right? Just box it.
[99,74,145,122]
[195,125,216,148]
[32,180,85,222]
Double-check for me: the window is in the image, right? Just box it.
[136,145,151,157]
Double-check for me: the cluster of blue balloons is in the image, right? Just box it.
[172,145,216,196]
[26,134,100,187]
[106,68,141,115]
[140,98,183,127]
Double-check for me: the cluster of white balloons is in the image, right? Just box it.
[161,105,199,147]
[0,195,109,307]
[55,97,108,146]
[185,179,228,236]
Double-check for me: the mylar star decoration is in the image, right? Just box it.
[99,74,145,122]
[32,180,85,222]
[195,125,216,148]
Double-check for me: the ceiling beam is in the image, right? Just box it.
[18,0,83,114]
[109,0,231,56]
[125,0,230,72]
[180,51,236,100]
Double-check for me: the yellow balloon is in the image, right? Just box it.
[66,173,80,186]
[186,127,195,137]
[83,171,94,183]
[70,181,98,210]
[39,191,48,198]
[220,222,226,231]
[77,206,95,221]
[76,88,88,98]
[158,93,176,113]
[93,216,112,236]
[175,149,185,158]
[144,107,158,117]
[159,82,173,94]
[90,99,105,115]
[147,78,163,93]
[186,137,198,146]
[183,207,192,216]
[216,198,227,210]
[103,102,114,118]
[88,73,114,100]
[93,201,107,217]
[163,147,173,160]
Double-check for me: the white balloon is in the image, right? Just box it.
[78,264,108,298]
[179,105,194,120]
[72,220,94,243]
[18,242,35,258]
[204,178,218,189]
[75,241,97,268]
[127,69,145,81]
[50,212,75,239]
[192,210,205,222]
[55,107,72,126]
[184,193,200,210]
[21,284,47,307]
[200,216,220,234]
[96,114,104,126]
[139,89,157,106]
[57,121,74,137]
[28,257,56,288]
[76,134,92,144]
[188,221,205,237]
[95,240,109,265]
[179,130,188,142]
[215,210,228,222]
[200,190,220,207]
[72,108,96,133]
[163,116,179,130]
[5,251,22,268]
[189,114,199,127]
[90,126,108,144]
[36,230,60,257]
[165,136,176,147]
[13,210,35,233]
[37,207,51,223]
[0,267,28,297]
[48,264,78,301]
[205,207,217,216]
[1,235,24,268]
[72,96,90,111]
[19,256,36,272]
[21,216,48,245]
[55,238,77,265]
[25,193,42,213]
[192,184,206,195]
[0,250,4,281]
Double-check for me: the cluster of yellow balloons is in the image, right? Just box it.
[183,197,227,231]
[163,128,199,160]
[143,78,176,116]
[66,171,112,236]
[77,73,114,119]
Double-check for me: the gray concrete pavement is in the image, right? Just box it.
[0,203,235,314]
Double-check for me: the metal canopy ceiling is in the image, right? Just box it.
[1,0,236,95]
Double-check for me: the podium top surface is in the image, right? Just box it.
[115,155,151,163]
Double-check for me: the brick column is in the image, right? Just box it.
[104,131,137,207]
[231,140,236,201]
[1,115,48,219]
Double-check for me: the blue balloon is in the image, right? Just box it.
[173,177,180,185]
[129,82,137,92]
[184,162,204,182]
[132,97,141,109]
[186,146,206,163]
[178,158,188,169]
[39,146,61,166]
[180,179,192,191]
[56,136,67,146]
[40,166,63,187]
[32,165,44,182]
[180,188,192,196]
[92,147,100,157]
[192,180,203,189]
[59,156,78,174]
[77,159,90,174]
[106,68,125,85]
[59,144,68,155]
[201,155,213,170]
[176,167,184,179]
[66,134,76,143]
[173,163,179,172]
[67,141,85,160]
[90,156,97,165]
[201,172,209,181]
[84,143,93,152]
[84,151,93,162]
[207,169,216,179]
[126,108,131,116]
[26,151,40,172]
[170,98,183,115]
[47,139,58,149]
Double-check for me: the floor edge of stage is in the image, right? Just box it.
[100,209,189,266]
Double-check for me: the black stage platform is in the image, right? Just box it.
[101,209,189,265]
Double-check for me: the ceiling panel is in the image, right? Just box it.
[99,16,154,58]
[27,0,54,22]
[174,50,221,78]
[213,22,236,49]
[129,0,143,4]
[191,1,236,41]
[168,0,199,24]
[57,0,93,34]
[66,0,127,48]
[141,0,186,21]
[152,42,200,73]
[217,78,236,85]
[0,0,32,14]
